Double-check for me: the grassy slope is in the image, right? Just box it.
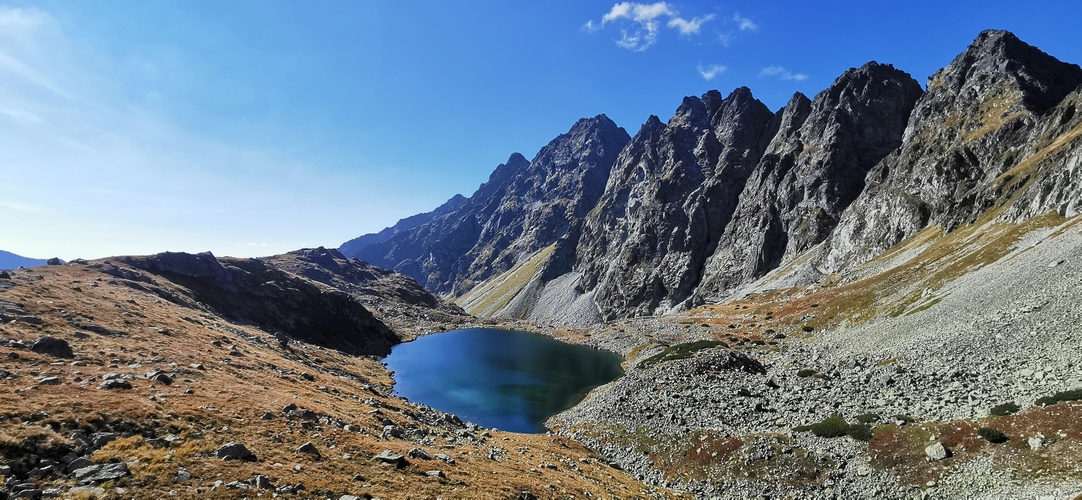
[0,262,675,499]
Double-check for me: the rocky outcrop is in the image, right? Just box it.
[692,62,922,301]
[118,251,399,356]
[264,247,471,337]
[342,30,1082,326]
[822,30,1082,272]
[578,88,778,318]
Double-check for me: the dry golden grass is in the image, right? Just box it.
[0,262,677,499]
[869,403,1082,486]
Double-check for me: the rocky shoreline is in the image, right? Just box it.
[539,219,1082,499]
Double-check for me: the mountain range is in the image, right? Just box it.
[2,29,1082,499]
[0,251,49,271]
[341,30,1082,328]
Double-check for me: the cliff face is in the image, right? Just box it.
[343,30,1082,326]
[692,62,923,303]
[822,30,1082,272]
[355,116,631,296]
[115,251,401,356]
[577,88,778,318]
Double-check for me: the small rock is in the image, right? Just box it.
[282,403,298,413]
[299,372,315,381]
[518,492,539,500]
[373,450,407,467]
[433,453,456,465]
[382,425,403,439]
[174,468,192,481]
[407,448,431,460]
[924,441,949,461]
[12,488,43,499]
[1029,433,1044,450]
[65,458,95,474]
[252,474,272,489]
[98,379,132,390]
[46,257,62,265]
[425,469,446,478]
[38,376,61,385]
[296,442,320,456]
[261,410,275,420]
[144,370,173,385]
[213,442,256,461]
[88,432,120,451]
[71,462,131,485]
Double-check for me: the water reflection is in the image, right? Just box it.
[385,328,624,433]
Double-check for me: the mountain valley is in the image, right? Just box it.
[2,29,1082,499]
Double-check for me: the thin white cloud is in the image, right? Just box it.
[760,65,808,81]
[697,64,727,80]
[0,200,46,214]
[602,2,635,23]
[586,2,714,51]
[629,2,672,22]
[733,13,758,31]
[668,14,714,35]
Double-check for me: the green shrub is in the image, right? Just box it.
[989,402,1020,416]
[845,424,873,442]
[855,413,880,424]
[978,427,1008,443]
[639,340,728,368]
[809,414,850,438]
[1036,388,1082,407]
[796,369,817,378]
[793,414,874,441]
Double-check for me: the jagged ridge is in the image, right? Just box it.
[341,29,1082,326]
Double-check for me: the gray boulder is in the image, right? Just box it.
[373,450,407,467]
[30,337,74,358]
[71,462,130,485]
[213,442,256,461]
[924,441,949,461]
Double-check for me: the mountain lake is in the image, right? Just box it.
[384,328,624,433]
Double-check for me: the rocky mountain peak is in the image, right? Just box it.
[769,93,812,144]
[486,152,530,185]
[925,29,1082,116]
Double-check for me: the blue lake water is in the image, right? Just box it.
[384,328,624,433]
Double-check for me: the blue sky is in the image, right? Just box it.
[2,1,1081,260]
